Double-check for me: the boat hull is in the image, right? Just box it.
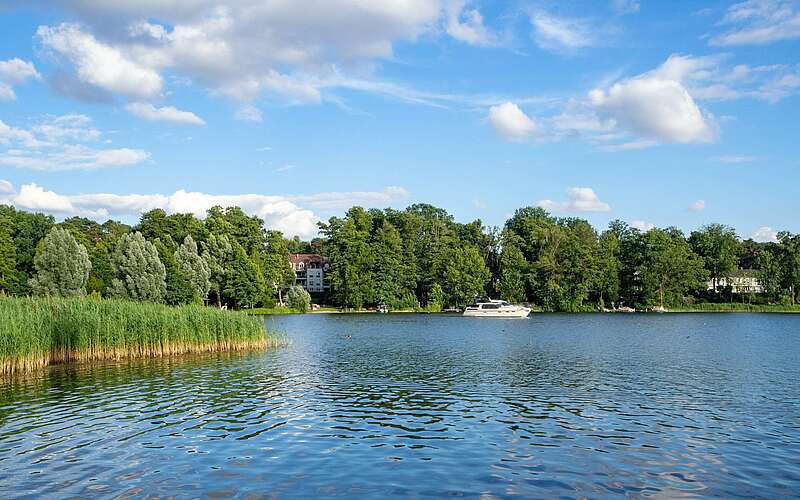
[463,307,531,318]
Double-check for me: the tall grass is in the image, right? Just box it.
[0,297,283,375]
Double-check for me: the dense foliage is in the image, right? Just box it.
[29,228,92,298]
[1,202,799,311]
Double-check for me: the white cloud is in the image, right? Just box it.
[273,164,295,173]
[630,219,655,232]
[711,155,760,163]
[445,0,495,46]
[531,12,594,50]
[689,200,706,212]
[125,102,205,125]
[751,226,779,243]
[38,1,478,108]
[0,58,40,85]
[710,0,800,46]
[0,179,13,194]
[0,183,411,239]
[0,58,40,101]
[488,102,537,141]
[537,187,611,213]
[37,23,164,99]
[0,115,149,171]
[589,77,714,144]
[289,186,410,211]
[647,53,800,103]
[472,199,487,209]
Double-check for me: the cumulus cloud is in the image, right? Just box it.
[0,115,149,171]
[0,183,411,238]
[125,102,205,125]
[488,102,537,141]
[751,225,779,243]
[537,187,611,213]
[630,219,655,232]
[531,12,594,50]
[0,58,40,101]
[710,0,800,46]
[589,77,714,144]
[689,200,706,212]
[445,0,495,46]
[0,179,13,194]
[37,23,164,99]
[35,1,490,109]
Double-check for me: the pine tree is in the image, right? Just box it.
[29,227,91,297]
[110,232,167,302]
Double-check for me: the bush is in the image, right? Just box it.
[285,285,311,312]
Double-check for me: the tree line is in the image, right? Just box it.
[0,205,306,310]
[1,203,799,311]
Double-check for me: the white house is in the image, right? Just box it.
[707,269,763,294]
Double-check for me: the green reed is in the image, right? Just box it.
[0,296,284,375]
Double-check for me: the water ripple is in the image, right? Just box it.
[2,313,800,498]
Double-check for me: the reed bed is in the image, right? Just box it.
[0,297,283,375]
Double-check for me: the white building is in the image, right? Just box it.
[289,253,330,294]
[707,269,763,294]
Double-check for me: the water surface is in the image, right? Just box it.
[2,313,799,498]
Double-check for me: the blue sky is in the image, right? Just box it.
[0,0,798,240]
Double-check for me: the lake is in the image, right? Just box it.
[2,313,799,498]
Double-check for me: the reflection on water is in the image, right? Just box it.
[2,314,800,498]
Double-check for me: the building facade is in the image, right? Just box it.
[707,269,764,294]
[289,253,330,294]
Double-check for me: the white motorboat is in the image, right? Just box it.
[463,299,531,318]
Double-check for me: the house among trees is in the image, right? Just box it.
[289,253,330,294]
[707,270,764,294]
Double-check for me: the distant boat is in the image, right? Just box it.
[463,299,531,318]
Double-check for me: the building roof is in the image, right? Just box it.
[289,253,329,265]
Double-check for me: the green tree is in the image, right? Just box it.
[596,229,622,307]
[262,230,296,303]
[638,228,708,308]
[201,233,233,307]
[29,227,91,297]
[442,245,490,307]
[689,223,740,293]
[756,248,781,301]
[426,283,445,311]
[497,232,526,303]
[319,207,374,308]
[87,242,113,295]
[0,215,20,295]
[155,237,197,305]
[777,232,800,304]
[286,285,312,312]
[110,232,167,302]
[223,241,261,308]
[175,235,211,301]
[370,220,407,305]
[8,209,54,293]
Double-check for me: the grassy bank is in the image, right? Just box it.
[244,306,300,315]
[668,303,800,313]
[0,297,283,376]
